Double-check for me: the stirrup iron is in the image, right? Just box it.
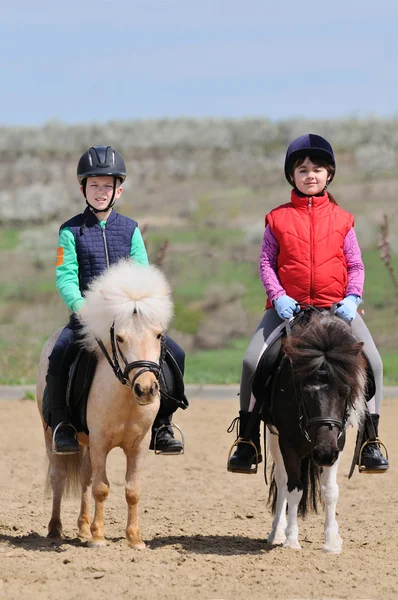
[153,422,184,455]
[227,438,259,474]
[51,422,79,455]
[358,438,389,474]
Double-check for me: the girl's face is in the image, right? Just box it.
[293,157,329,196]
[82,176,123,214]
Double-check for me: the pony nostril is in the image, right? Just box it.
[151,381,159,396]
[134,383,143,397]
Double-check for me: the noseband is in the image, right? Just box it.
[96,322,165,391]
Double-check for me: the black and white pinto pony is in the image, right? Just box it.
[262,309,367,554]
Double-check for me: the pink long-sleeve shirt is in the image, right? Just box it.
[259,225,364,304]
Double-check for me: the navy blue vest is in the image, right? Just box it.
[61,207,138,293]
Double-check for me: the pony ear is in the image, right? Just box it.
[354,341,365,355]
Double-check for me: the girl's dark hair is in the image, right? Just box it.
[290,156,338,205]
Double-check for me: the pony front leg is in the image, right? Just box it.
[321,454,343,554]
[278,439,303,550]
[267,432,288,545]
[89,446,110,547]
[77,448,92,539]
[125,449,146,549]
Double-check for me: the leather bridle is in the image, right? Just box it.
[95,322,165,402]
[286,306,350,444]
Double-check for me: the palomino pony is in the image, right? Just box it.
[37,260,174,548]
[256,309,367,554]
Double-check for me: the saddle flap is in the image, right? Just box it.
[157,349,188,418]
[66,348,97,433]
[252,334,283,403]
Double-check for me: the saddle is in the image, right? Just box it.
[43,348,188,434]
[251,312,376,429]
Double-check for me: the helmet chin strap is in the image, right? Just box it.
[83,178,117,214]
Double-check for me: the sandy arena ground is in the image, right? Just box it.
[0,394,397,600]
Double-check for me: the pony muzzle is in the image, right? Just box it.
[312,443,339,467]
[132,374,159,405]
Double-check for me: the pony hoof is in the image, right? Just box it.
[267,535,286,545]
[78,527,92,540]
[88,538,106,548]
[128,540,146,550]
[323,535,343,554]
[47,530,63,540]
[323,546,342,554]
[283,539,302,550]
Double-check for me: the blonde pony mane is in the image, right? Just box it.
[79,260,174,353]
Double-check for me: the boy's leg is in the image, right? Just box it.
[47,316,81,454]
[228,309,283,473]
[150,335,185,453]
[351,314,389,471]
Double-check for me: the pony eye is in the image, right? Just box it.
[116,335,124,343]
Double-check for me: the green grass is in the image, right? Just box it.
[382,352,398,386]
[0,229,19,251]
[184,338,248,384]
[184,339,398,386]
[0,221,397,387]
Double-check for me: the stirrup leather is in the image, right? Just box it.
[51,422,79,455]
[227,438,259,474]
[153,422,184,455]
[358,437,389,474]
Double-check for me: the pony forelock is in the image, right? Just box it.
[79,260,174,353]
[284,312,367,429]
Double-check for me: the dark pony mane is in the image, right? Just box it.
[283,312,367,411]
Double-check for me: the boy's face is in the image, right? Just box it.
[82,176,123,212]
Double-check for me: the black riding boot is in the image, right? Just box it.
[150,414,183,454]
[47,373,79,455]
[227,410,262,473]
[359,413,389,472]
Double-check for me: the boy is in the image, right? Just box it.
[48,145,185,454]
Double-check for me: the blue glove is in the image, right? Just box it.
[335,295,361,322]
[274,295,300,320]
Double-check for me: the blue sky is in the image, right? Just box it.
[1,0,397,125]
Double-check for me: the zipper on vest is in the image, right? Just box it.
[308,197,314,302]
[101,227,110,268]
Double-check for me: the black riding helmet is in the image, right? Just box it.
[77,145,127,213]
[284,134,336,187]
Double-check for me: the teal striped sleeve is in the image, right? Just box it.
[56,227,86,313]
[130,227,149,266]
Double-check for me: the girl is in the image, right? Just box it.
[228,133,389,474]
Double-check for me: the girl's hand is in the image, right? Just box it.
[274,295,300,319]
[335,295,361,322]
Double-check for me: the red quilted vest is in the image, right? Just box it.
[265,190,354,308]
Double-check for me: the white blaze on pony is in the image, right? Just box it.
[37,260,173,548]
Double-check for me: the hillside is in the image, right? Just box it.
[0,118,397,384]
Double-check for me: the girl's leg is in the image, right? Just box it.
[240,308,283,411]
[350,313,388,471]
[351,313,382,414]
[228,309,283,473]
